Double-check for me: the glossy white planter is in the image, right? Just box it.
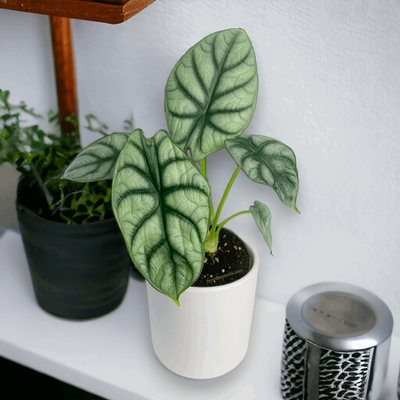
[146,239,259,379]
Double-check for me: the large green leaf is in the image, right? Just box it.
[62,131,132,182]
[225,134,299,211]
[112,129,211,305]
[165,28,258,161]
[249,201,273,255]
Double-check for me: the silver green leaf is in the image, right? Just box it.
[249,201,273,255]
[225,134,299,212]
[165,28,258,161]
[112,129,211,305]
[62,131,132,182]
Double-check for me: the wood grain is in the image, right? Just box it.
[0,0,155,24]
[50,17,77,134]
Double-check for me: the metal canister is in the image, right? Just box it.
[281,282,393,400]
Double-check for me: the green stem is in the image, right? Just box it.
[201,158,207,176]
[205,166,241,253]
[201,158,214,222]
[210,166,240,234]
[31,162,54,206]
[215,210,251,237]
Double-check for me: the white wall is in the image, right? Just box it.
[1,1,399,334]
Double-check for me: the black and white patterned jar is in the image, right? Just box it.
[281,282,393,400]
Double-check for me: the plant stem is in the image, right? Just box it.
[210,166,240,234]
[205,166,241,254]
[201,158,207,177]
[31,163,54,206]
[215,210,251,237]
[201,158,214,222]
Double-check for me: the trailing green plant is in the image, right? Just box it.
[0,89,128,224]
[62,28,299,304]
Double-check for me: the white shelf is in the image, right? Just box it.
[0,229,398,400]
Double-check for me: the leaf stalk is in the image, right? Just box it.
[215,210,251,237]
[205,165,241,254]
[31,162,54,206]
[201,157,214,222]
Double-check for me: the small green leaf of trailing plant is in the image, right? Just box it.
[225,134,299,212]
[85,114,109,136]
[165,28,258,161]
[123,117,134,132]
[85,114,134,137]
[62,131,131,182]
[249,201,273,255]
[112,129,211,305]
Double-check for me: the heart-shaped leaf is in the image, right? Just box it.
[249,201,273,255]
[225,134,299,211]
[165,28,258,161]
[112,129,211,305]
[62,131,132,182]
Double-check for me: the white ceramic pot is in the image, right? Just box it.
[146,238,259,379]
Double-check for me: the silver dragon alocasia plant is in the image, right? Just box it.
[63,28,299,305]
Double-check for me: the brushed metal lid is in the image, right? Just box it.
[286,282,393,351]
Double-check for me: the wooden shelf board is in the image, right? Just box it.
[0,0,155,24]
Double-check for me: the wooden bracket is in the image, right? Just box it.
[50,16,78,135]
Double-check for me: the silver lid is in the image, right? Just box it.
[286,282,393,351]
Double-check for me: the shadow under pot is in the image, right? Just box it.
[15,197,131,320]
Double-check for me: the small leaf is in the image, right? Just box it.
[85,114,109,136]
[165,28,258,161]
[47,110,59,125]
[0,90,10,104]
[112,129,211,304]
[62,130,133,182]
[249,201,273,255]
[123,117,134,132]
[225,134,299,211]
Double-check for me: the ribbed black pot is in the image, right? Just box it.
[16,199,131,320]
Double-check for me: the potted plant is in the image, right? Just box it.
[0,90,132,319]
[62,28,299,378]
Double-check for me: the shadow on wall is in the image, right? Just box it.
[0,163,20,233]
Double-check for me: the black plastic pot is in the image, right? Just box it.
[16,199,131,320]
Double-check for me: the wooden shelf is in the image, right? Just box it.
[0,0,155,24]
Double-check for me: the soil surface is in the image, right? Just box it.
[192,228,251,287]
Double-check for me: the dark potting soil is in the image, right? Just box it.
[192,228,251,287]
